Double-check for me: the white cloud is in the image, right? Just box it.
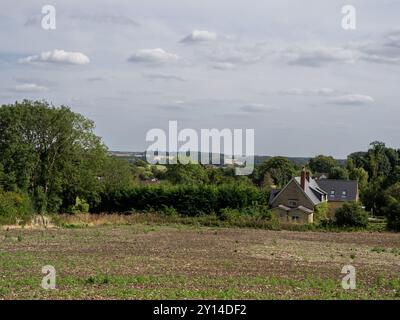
[181,30,217,43]
[331,94,375,105]
[280,46,356,67]
[19,49,90,65]
[281,88,336,96]
[13,83,48,92]
[128,48,179,64]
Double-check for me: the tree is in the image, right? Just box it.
[0,100,108,213]
[256,157,295,188]
[164,161,209,185]
[308,155,337,173]
[348,167,368,192]
[335,202,369,228]
[329,166,349,180]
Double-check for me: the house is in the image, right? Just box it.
[269,169,358,224]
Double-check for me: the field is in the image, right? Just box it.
[1,221,400,300]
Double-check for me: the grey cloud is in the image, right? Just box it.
[241,103,278,113]
[280,46,356,67]
[70,14,139,27]
[142,73,185,82]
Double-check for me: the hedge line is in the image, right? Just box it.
[95,184,269,216]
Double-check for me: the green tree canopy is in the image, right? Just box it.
[308,155,337,173]
[0,100,108,213]
[256,156,295,188]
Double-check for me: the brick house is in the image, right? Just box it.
[269,169,358,224]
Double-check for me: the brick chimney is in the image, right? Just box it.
[300,168,306,190]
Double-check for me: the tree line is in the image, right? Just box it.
[0,100,399,231]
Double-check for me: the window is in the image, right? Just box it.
[342,190,347,198]
[291,215,300,222]
[330,190,335,197]
[288,200,298,208]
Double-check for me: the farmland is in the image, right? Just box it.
[1,222,399,299]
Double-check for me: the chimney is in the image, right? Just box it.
[300,168,306,190]
[306,171,310,182]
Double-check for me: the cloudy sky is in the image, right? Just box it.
[1,0,399,158]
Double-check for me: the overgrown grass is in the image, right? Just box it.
[50,213,387,233]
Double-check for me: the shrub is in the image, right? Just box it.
[383,197,400,232]
[335,202,369,228]
[0,191,32,224]
[314,202,329,223]
[95,184,269,216]
[69,197,90,214]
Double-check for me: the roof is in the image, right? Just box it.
[317,179,358,202]
[269,189,281,204]
[297,206,314,214]
[294,177,324,206]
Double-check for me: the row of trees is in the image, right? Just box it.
[1,100,400,230]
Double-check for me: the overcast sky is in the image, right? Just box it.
[1,0,399,158]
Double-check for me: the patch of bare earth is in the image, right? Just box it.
[0,225,399,299]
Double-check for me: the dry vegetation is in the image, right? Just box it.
[0,216,399,299]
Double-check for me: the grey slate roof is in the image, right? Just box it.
[317,179,358,202]
[294,177,324,206]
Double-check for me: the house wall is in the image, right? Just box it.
[271,207,288,223]
[271,207,313,224]
[289,209,313,224]
[270,179,314,210]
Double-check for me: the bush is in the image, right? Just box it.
[95,184,269,216]
[314,202,329,223]
[335,202,369,228]
[0,191,32,224]
[69,197,90,214]
[383,198,400,232]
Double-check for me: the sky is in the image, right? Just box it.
[0,0,399,158]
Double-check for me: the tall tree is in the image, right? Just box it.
[256,156,295,188]
[0,100,108,213]
[308,155,337,173]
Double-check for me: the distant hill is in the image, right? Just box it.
[109,151,346,167]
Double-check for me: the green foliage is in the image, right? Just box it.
[308,155,337,173]
[0,191,32,224]
[329,166,349,180]
[256,156,295,188]
[164,162,210,185]
[69,197,90,214]
[335,203,369,228]
[96,184,269,216]
[314,202,329,223]
[0,100,108,213]
[348,167,369,193]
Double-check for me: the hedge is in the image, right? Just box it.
[94,184,269,216]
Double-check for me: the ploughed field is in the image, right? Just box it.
[0,224,399,299]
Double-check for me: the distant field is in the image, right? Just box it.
[0,223,399,299]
